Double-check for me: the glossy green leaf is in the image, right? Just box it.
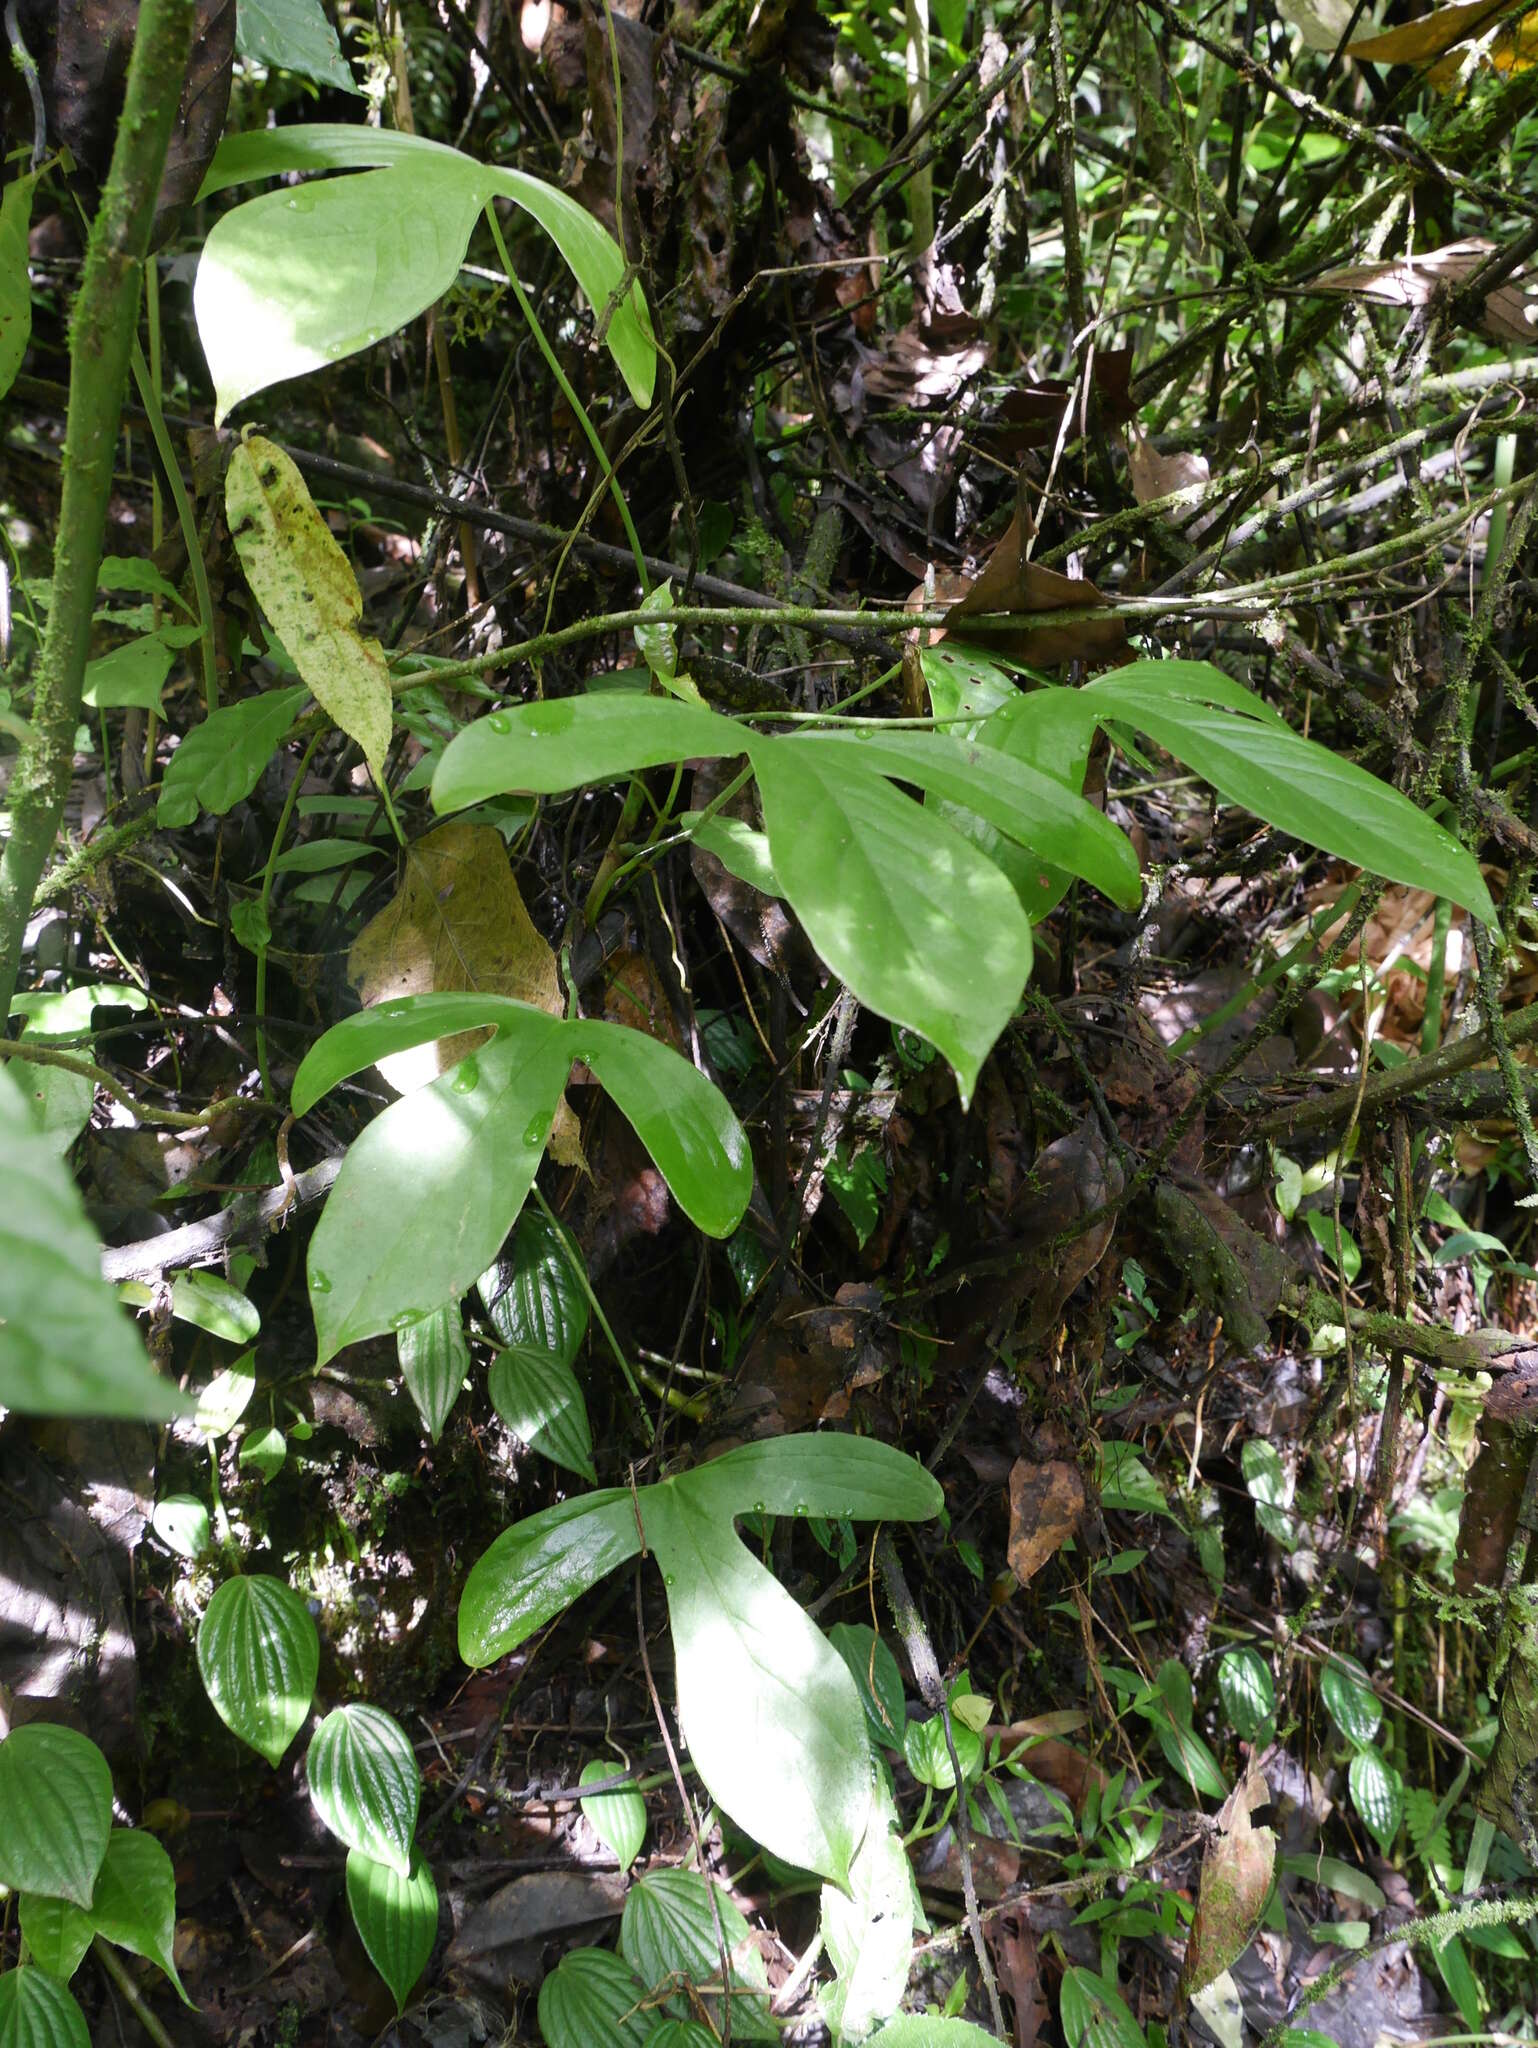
[794,728,1139,909]
[0,1066,188,1421]
[396,1304,469,1442]
[1083,657,1291,730]
[151,1494,212,1559]
[196,126,655,419]
[173,1270,261,1344]
[1216,1648,1275,1741]
[81,635,174,711]
[88,1830,192,2004]
[820,1774,913,2038]
[0,1725,112,1908]
[829,1622,907,1747]
[0,1970,89,2048]
[753,741,1031,1108]
[685,1436,943,1523]
[458,1490,643,1665]
[903,1713,983,1790]
[537,1948,651,2048]
[481,1209,589,1366]
[157,686,309,828]
[431,694,732,813]
[306,1705,420,1874]
[1321,1655,1381,1748]
[346,1849,437,2015]
[1091,681,1494,923]
[295,997,751,1358]
[195,1353,258,1437]
[489,1347,595,1481]
[17,1894,93,1981]
[643,1482,869,1887]
[1348,1746,1403,1850]
[620,1869,775,2040]
[0,169,38,403]
[579,1759,647,1869]
[197,1574,319,1766]
[236,0,361,90]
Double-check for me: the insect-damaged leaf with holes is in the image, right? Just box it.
[459,1433,942,1886]
[226,436,391,778]
[197,1575,319,1766]
[291,994,751,1360]
[306,1705,420,1874]
[347,1849,438,2016]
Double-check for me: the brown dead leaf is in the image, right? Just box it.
[1006,1458,1085,1585]
[991,1910,1048,2048]
[347,821,583,1164]
[945,509,1128,669]
[1180,1762,1276,2000]
[985,348,1136,455]
[1127,427,1211,520]
[1315,239,1538,347]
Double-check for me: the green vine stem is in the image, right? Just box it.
[0,0,198,1021]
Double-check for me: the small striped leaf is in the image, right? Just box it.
[197,1574,319,1767]
[306,1704,420,1874]
[346,1848,437,2015]
[396,1304,469,1442]
[488,1346,595,1481]
[579,1759,646,1869]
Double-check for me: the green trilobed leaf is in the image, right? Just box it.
[346,1848,438,2015]
[157,685,309,828]
[0,1969,90,2048]
[480,1210,589,1367]
[0,1724,112,1908]
[17,1894,93,1981]
[396,1303,470,1442]
[537,1948,652,2048]
[0,1065,189,1421]
[196,126,654,420]
[197,1574,320,1767]
[578,1759,647,1869]
[619,1869,775,2040]
[292,996,751,1360]
[488,1346,596,1481]
[87,1830,193,2005]
[306,1705,420,1874]
[459,1489,642,1665]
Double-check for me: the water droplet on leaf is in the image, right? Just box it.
[487,714,511,735]
[310,1269,332,1294]
[450,1057,479,1094]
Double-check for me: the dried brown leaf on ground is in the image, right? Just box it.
[1127,427,1212,520]
[1006,1456,1086,1585]
[1315,240,1538,346]
[1180,1761,1276,1999]
[945,508,1129,668]
[347,821,584,1163]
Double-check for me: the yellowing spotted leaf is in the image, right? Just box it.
[226,435,392,778]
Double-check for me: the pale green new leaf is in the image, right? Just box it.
[196,125,655,419]
[489,1346,596,1480]
[346,1850,438,2016]
[820,1774,914,2038]
[579,1759,646,1869]
[0,1067,187,1420]
[307,1705,420,1874]
[197,1574,319,1766]
[396,1304,470,1441]
[88,1830,193,2004]
[0,1726,112,1908]
[236,0,361,90]
[81,634,174,710]
[0,1970,89,2048]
